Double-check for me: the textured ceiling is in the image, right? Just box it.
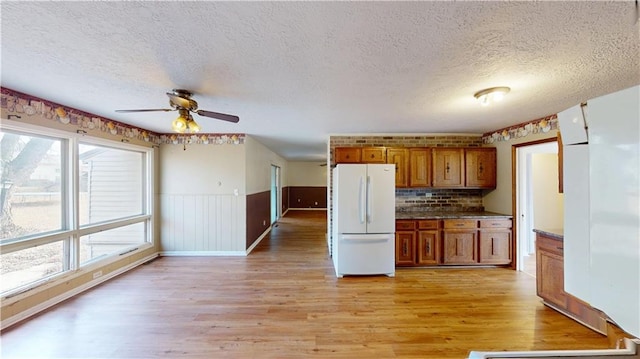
[1,1,639,160]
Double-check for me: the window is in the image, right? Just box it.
[0,131,63,241]
[0,126,153,296]
[79,143,144,225]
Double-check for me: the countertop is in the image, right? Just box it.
[395,211,512,220]
[533,228,564,241]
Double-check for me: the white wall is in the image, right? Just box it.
[531,153,563,229]
[245,136,288,194]
[287,161,327,186]
[482,129,558,214]
[159,143,247,254]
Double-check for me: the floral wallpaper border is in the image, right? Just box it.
[0,87,245,146]
[481,114,558,144]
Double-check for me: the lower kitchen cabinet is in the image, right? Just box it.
[395,217,512,267]
[395,231,416,266]
[442,230,477,264]
[534,230,607,333]
[479,231,511,264]
[417,230,439,265]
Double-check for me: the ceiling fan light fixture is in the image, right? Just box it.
[171,115,188,133]
[474,86,510,106]
[187,117,201,133]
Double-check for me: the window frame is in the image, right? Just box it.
[0,121,155,298]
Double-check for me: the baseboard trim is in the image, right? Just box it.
[160,250,247,256]
[1,252,159,331]
[287,208,327,211]
[246,226,272,255]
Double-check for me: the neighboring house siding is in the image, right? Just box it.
[83,150,143,258]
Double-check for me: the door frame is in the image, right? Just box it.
[511,136,559,271]
[270,164,281,225]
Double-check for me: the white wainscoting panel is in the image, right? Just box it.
[160,194,246,253]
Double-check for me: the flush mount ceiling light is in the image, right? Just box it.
[474,86,511,106]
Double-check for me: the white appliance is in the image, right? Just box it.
[560,85,640,338]
[332,164,395,278]
[558,103,591,301]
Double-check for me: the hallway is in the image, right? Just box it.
[1,210,610,358]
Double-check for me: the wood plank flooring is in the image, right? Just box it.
[1,210,611,358]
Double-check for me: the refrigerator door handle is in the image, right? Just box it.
[359,176,366,224]
[366,175,372,223]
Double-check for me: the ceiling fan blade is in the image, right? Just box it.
[166,93,194,109]
[115,108,174,113]
[196,110,240,123]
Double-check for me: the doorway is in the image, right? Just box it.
[514,139,560,277]
[270,165,281,225]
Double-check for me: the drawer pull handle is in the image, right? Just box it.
[557,246,563,250]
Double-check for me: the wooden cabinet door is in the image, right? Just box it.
[409,148,431,187]
[432,148,464,188]
[479,230,511,264]
[334,147,361,163]
[361,147,387,163]
[395,231,416,266]
[465,148,496,188]
[387,148,409,188]
[417,230,439,265]
[442,230,477,264]
[536,248,567,309]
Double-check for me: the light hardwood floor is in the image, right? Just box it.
[1,210,610,358]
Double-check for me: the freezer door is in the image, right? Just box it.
[336,234,395,277]
[365,164,396,233]
[335,164,367,233]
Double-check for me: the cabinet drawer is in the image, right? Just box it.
[442,219,477,229]
[536,234,563,255]
[479,219,512,228]
[396,220,416,231]
[417,220,438,230]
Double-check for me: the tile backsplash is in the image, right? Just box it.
[396,188,484,212]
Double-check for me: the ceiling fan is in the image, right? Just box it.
[115,89,239,134]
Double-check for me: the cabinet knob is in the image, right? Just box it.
[446,162,450,173]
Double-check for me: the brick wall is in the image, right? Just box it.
[395,188,484,212]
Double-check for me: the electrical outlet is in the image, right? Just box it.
[263,220,266,226]
[92,270,103,279]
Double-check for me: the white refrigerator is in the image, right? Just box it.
[332,164,395,278]
[559,85,640,338]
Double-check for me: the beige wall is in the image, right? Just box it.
[158,142,248,253]
[482,129,558,215]
[531,153,564,229]
[245,136,288,193]
[287,161,327,186]
[159,143,246,195]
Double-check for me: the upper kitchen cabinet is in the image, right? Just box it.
[409,148,431,187]
[334,147,361,163]
[334,147,387,164]
[465,148,497,188]
[432,148,465,188]
[361,147,387,163]
[386,148,409,188]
